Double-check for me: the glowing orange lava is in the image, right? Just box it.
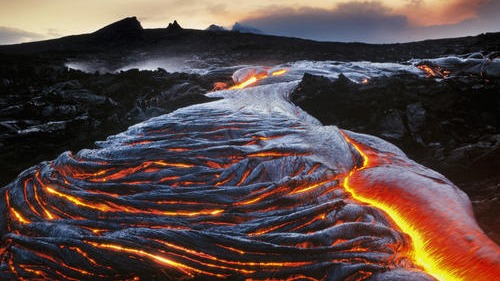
[87,242,227,278]
[225,68,288,90]
[340,130,500,281]
[417,64,450,78]
[271,69,287,76]
[231,76,260,89]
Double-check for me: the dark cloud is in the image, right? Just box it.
[240,0,499,43]
[443,0,487,23]
[0,26,45,45]
[476,0,500,20]
[240,2,409,43]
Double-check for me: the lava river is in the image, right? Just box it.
[1,64,499,281]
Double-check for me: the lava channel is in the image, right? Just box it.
[0,70,498,281]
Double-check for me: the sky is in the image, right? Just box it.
[0,0,499,45]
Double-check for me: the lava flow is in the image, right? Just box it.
[340,131,500,281]
[417,63,451,78]
[1,67,498,280]
[231,68,288,89]
[213,67,288,90]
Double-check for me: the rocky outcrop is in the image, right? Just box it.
[231,22,264,34]
[166,20,182,31]
[93,16,143,41]
[205,24,226,32]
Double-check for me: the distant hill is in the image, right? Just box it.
[93,16,144,40]
[206,24,226,32]
[0,17,498,64]
[231,22,264,34]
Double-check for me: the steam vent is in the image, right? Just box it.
[1,64,499,281]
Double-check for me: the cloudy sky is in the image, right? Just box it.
[0,0,499,44]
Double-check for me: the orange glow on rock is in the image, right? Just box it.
[153,160,194,168]
[45,185,224,217]
[10,207,30,224]
[87,242,227,278]
[212,82,229,91]
[289,180,329,194]
[5,190,30,224]
[247,151,303,158]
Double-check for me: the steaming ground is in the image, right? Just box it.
[65,53,500,81]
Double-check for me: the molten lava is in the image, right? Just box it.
[213,68,288,90]
[417,63,451,78]
[340,131,500,281]
[230,69,288,89]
